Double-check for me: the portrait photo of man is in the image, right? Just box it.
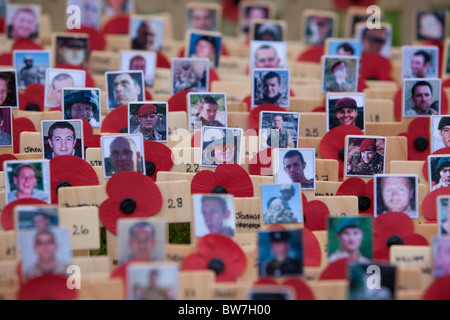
[239,3,273,34]
[6,4,40,40]
[4,160,51,204]
[357,22,392,58]
[346,137,385,177]
[431,116,450,152]
[105,71,145,109]
[322,56,359,93]
[325,38,362,59]
[258,229,303,277]
[259,111,298,150]
[120,51,156,87]
[189,92,227,131]
[274,148,315,190]
[252,69,290,108]
[327,216,372,264]
[16,204,59,232]
[129,102,167,142]
[201,126,243,167]
[327,93,365,132]
[41,120,84,160]
[118,219,166,264]
[303,13,335,46]
[374,174,418,219]
[0,70,19,108]
[402,46,439,79]
[186,31,222,69]
[63,88,101,127]
[45,68,86,107]
[438,196,450,236]
[101,134,145,178]
[403,79,441,117]
[433,237,450,279]
[193,194,235,238]
[260,183,303,225]
[54,34,90,70]
[251,20,285,42]
[13,50,49,90]
[172,58,209,95]
[250,41,287,72]
[130,16,164,51]
[186,2,221,32]
[0,107,12,146]
[429,156,450,192]
[416,9,447,42]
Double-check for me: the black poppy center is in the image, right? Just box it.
[338,147,345,162]
[145,161,156,177]
[413,136,429,152]
[208,258,225,276]
[57,181,72,192]
[358,195,371,211]
[120,198,136,214]
[119,127,128,134]
[212,185,228,194]
[25,103,41,111]
[387,235,404,248]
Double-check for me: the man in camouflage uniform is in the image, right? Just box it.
[19,55,44,88]
[348,138,384,176]
[260,114,294,149]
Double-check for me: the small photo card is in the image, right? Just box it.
[185,30,222,69]
[428,155,450,192]
[19,227,72,282]
[261,183,303,224]
[374,174,418,219]
[101,134,145,178]
[188,92,227,131]
[0,107,13,147]
[117,218,166,265]
[105,70,145,110]
[249,40,287,70]
[437,196,450,236]
[53,32,90,69]
[126,262,179,300]
[41,120,84,160]
[346,136,386,177]
[430,115,450,153]
[238,1,275,35]
[301,9,338,46]
[325,38,362,59]
[128,102,168,142]
[129,15,164,51]
[192,193,235,238]
[327,92,365,132]
[273,148,316,190]
[66,0,102,30]
[252,68,290,108]
[201,126,243,167]
[403,78,441,117]
[249,19,286,42]
[348,262,396,300]
[321,55,359,93]
[13,50,50,90]
[4,159,51,205]
[171,57,209,95]
[415,9,448,42]
[0,69,19,108]
[45,68,86,108]
[6,4,41,40]
[401,45,439,79]
[327,216,373,264]
[356,21,393,59]
[259,111,299,150]
[62,88,101,127]
[120,50,157,87]
[433,236,450,279]
[258,229,303,277]
[185,1,222,32]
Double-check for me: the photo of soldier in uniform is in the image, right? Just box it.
[346,136,386,177]
[260,183,303,224]
[259,111,299,150]
[13,50,49,90]
[252,68,290,108]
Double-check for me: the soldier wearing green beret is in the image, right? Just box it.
[438,116,450,149]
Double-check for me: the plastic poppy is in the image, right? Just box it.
[19,83,45,111]
[101,14,130,35]
[143,140,174,181]
[101,106,128,133]
[1,198,48,230]
[254,277,315,300]
[12,39,44,51]
[336,177,374,215]
[181,233,247,282]
[374,212,428,261]
[333,0,377,9]
[296,46,324,63]
[191,163,254,197]
[99,171,163,234]
[302,193,330,231]
[13,116,36,154]
[0,154,18,171]
[0,52,12,66]
[220,0,240,21]
[167,90,198,113]
[359,52,394,83]
[421,147,450,181]
[81,119,101,148]
[319,125,364,181]
[248,147,273,176]
[248,104,289,131]
[49,155,100,204]
[67,26,106,51]
[17,275,78,300]
[423,275,450,300]
[318,257,349,280]
[421,186,450,223]
[398,117,430,161]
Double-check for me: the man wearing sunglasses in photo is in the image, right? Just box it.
[282,150,314,189]
[361,28,388,55]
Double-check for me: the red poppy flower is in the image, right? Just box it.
[0,18,4,33]
[156,51,171,69]
[254,278,315,300]
[423,275,450,300]
[319,125,364,181]
[336,177,374,215]
[248,104,289,131]
[17,275,77,300]
[318,257,349,280]
[50,155,100,204]
[398,117,430,161]
[359,52,393,83]
[243,91,296,112]
[220,0,240,22]
[0,154,18,171]
[81,119,101,148]
[421,187,450,223]
[99,171,163,234]
[167,90,198,113]
[333,0,377,9]
[13,116,36,154]
[191,163,254,197]
[421,147,450,181]
[181,233,247,282]
[67,26,106,51]
[0,52,12,65]
[1,198,48,230]
[19,83,45,111]
[302,193,330,231]
[296,46,324,63]
[143,140,174,181]
[248,147,273,176]
[12,39,44,51]
[101,14,130,35]
[374,212,428,261]
[101,106,128,133]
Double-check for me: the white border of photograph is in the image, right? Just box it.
[200,126,243,167]
[273,148,316,190]
[258,111,300,151]
[402,78,441,118]
[326,92,365,132]
[187,92,228,132]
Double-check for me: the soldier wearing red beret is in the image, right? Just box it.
[347,138,384,176]
[325,60,353,92]
[132,104,163,141]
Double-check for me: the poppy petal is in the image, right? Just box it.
[17,275,77,300]
[423,275,450,300]
[13,117,36,154]
[214,163,254,197]
[0,154,18,171]
[248,148,273,176]
[303,200,330,231]
[143,141,174,180]
[303,228,322,267]
[282,278,316,300]
[191,170,219,194]
[1,198,48,230]
[421,187,450,221]
[318,257,350,280]
[167,90,197,113]
[101,106,128,133]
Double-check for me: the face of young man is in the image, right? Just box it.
[110,137,138,173]
[336,107,357,126]
[138,112,158,131]
[255,47,280,68]
[381,177,413,213]
[412,85,433,111]
[51,77,74,106]
[361,149,376,164]
[128,225,155,260]
[273,115,283,129]
[411,54,429,77]
[440,125,450,148]
[190,8,214,31]
[440,166,450,187]
[12,10,37,39]
[13,166,37,197]
[199,102,218,123]
[201,198,228,234]
[113,73,141,106]
[283,155,306,183]
[70,102,93,121]
[34,232,57,262]
[0,78,8,105]
[49,128,77,157]
[263,76,281,99]
[213,143,236,164]
[338,227,363,252]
